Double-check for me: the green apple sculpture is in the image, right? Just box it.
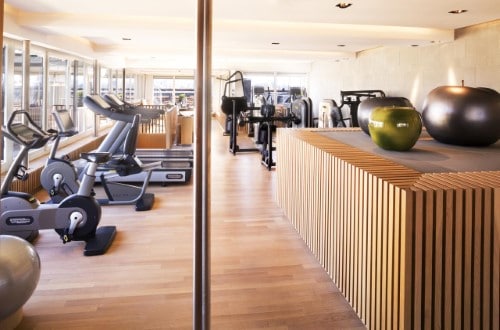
[368,106,422,151]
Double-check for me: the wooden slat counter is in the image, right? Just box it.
[276,128,500,330]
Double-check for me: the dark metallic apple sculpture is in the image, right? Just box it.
[368,106,422,151]
[358,97,413,135]
[422,86,500,146]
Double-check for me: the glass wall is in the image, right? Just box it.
[1,37,107,173]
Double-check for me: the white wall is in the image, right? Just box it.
[309,20,500,117]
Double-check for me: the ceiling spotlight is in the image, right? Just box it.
[271,42,280,45]
[337,44,346,47]
[336,3,352,9]
[448,9,468,14]
[411,44,419,47]
[122,37,132,41]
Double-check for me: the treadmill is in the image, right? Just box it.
[84,95,192,184]
[103,93,194,164]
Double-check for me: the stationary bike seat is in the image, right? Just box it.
[80,152,111,164]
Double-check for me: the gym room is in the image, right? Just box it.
[1,0,499,329]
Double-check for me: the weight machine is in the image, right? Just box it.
[335,90,386,127]
[220,71,297,170]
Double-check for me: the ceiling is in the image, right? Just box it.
[4,0,500,73]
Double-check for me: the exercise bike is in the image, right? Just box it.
[1,110,116,256]
[40,106,155,211]
[40,106,80,203]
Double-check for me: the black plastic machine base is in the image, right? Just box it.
[135,193,155,211]
[84,225,117,256]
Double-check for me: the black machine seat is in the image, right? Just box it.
[220,96,248,115]
[100,113,143,177]
[81,152,112,165]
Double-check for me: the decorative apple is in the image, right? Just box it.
[422,86,500,146]
[358,97,414,135]
[368,106,422,151]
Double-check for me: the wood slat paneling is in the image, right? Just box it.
[276,128,500,330]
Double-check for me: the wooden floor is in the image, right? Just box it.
[16,121,365,330]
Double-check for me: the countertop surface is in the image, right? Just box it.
[318,129,500,173]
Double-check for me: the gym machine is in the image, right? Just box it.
[1,110,116,256]
[290,96,314,128]
[240,103,298,170]
[104,93,193,166]
[84,95,192,184]
[220,71,298,169]
[337,90,386,127]
[42,107,156,211]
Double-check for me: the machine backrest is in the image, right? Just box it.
[220,96,247,115]
[52,108,77,134]
[122,114,141,156]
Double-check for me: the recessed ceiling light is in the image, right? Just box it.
[336,3,352,9]
[271,42,280,45]
[337,44,346,47]
[122,37,132,41]
[411,44,419,47]
[448,9,468,14]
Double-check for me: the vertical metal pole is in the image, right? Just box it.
[0,0,3,166]
[194,0,212,329]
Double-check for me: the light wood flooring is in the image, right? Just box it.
[16,121,365,330]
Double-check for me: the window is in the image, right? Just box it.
[124,73,136,102]
[153,76,195,108]
[47,56,70,130]
[2,40,24,166]
[111,69,124,98]
[28,51,45,128]
[153,77,174,105]
[243,72,307,108]
[100,67,111,95]
[2,38,102,174]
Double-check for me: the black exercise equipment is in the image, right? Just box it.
[336,90,386,127]
[290,97,313,128]
[239,104,298,170]
[220,71,298,169]
[1,110,116,256]
[84,95,192,185]
[44,106,155,211]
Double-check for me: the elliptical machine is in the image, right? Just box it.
[1,110,116,256]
